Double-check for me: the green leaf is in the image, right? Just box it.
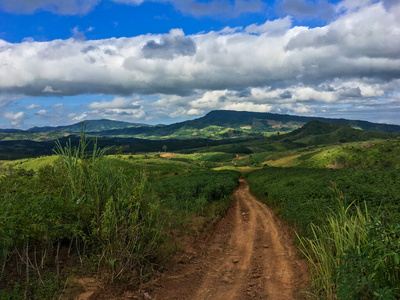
[394,254,400,265]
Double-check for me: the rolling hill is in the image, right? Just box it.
[90,110,400,139]
[28,119,150,133]
[1,110,399,143]
[269,120,394,146]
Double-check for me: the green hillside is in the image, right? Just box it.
[270,120,394,146]
[91,110,400,139]
[28,119,149,133]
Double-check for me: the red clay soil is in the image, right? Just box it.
[150,179,309,300]
[74,179,309,300]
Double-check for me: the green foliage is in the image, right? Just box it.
[310,139,400,169]
[337,221,400,299]
[297,184,371,298]
[246,167,400,298]
[0,126,241,297]
[152,170,240,231]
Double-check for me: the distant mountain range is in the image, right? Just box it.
[28,119,150,133]
[88,110,400,139]
[1,111,399,141]
[1,111,398,159]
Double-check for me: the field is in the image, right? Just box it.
[1,129,399,299]
[244,139,400,299]
[0,134,240,299]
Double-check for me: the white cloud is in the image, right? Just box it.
[42,85,62,93]
[0,1,399,125]
[87,97,141,109]
[25,104,41,109]
[83,97,147,121]
[1,111,25,126]
[37,109,47,115]
[1,3,398,100]
[245,16,292,35]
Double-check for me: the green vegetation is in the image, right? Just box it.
[1,117,400,299]
[0,130,239,299]
[29,119,149,133]
[246,164,400,298]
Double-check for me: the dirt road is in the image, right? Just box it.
[152,179,309,299]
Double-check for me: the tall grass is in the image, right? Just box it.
[53,126,163,281]
[298,183,400,299]
[297,183,371,298]
[1,125,240,298]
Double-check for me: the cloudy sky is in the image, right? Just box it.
[0,0,399,128]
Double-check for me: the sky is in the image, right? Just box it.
[0,0,399,129]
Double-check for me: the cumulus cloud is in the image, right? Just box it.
[42,85,62,93]
[245,16,292,35]
[87,97,142,110]
[1,3,399,98]
[36,109,47,115]
[1,111,25,126]
[141,29,196,60]
[0,1,399,125]
[81,97,147,121]
[25,104,41,109]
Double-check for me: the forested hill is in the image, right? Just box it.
[91,110,400,138]
[2,110,399,140]
[268,120,394,146]
[199,110,400,133]
[28,119,150,133]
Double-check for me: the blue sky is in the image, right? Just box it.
[0,0,399,128]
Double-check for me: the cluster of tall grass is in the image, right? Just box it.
[246,166,400,299]
[0,128,240,299]
[152,170,240,232]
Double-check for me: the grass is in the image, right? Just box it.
[2,131,400,299]
[245,165,400,299]
[0,130,241,298]
[0,156,58,173]
[297,184,371,298]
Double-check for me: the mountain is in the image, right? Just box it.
[92,110,400,139]
[28,119,150,133]
[199,110,400,133]
[3,110,400,141]
[270,120,394,147]
[0,129,23,132]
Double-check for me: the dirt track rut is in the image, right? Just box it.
[152,179,309,299]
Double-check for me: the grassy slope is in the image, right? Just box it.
[244,137,400,298]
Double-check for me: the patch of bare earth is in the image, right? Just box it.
[150,179,309,299]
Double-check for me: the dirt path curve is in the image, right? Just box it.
[151,179,309,299]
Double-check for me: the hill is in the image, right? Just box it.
[92,110,400,139]
[270,120,394,146]
[198,110,400,133]
[28,119,149,133]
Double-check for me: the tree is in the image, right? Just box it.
[162,145,167,152]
